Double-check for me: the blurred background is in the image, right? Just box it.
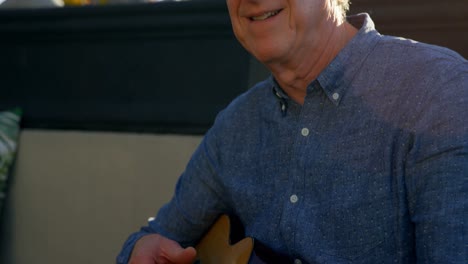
[0,0,466,264]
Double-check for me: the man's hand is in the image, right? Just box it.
[129,234,197,264]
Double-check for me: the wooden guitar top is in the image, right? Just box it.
[195,215,254,264]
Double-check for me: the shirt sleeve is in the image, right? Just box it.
[405,62,468,263]
[116,118,230,264]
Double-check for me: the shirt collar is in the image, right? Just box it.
[269,13,381,107]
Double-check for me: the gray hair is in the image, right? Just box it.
[335,0,350,18]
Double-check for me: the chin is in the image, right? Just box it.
[248,41,287,65]
[252,50,283,65]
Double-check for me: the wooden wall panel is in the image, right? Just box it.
[349,0,468,58]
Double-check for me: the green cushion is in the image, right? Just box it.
[0,108,21,214]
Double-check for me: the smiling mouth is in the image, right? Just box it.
[250,9,282,21]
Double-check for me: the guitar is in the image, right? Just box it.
[195,214,254,264]
[194,215,294,264]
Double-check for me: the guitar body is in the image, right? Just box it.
[195,215,254,264]
[195,214,294,264]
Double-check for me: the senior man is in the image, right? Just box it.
[117,0,467,263]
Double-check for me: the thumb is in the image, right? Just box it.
[175,247,197,263]
[161,244,197,264]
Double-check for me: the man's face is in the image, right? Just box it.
[226,0,334,65]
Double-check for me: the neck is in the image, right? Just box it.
[267,22,358,105]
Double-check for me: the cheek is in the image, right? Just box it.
[226,2,244,43]
[230,22,246,48]
[228,22,250,51]
[226,0,239,21]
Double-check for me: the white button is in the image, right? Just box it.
[301,128,309,136]
[332,93,340,100]
[294,259,302,264]
[290,194,298,203]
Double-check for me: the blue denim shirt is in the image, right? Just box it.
[117,14,467,263]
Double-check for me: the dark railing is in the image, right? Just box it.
[0,0,251,134]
